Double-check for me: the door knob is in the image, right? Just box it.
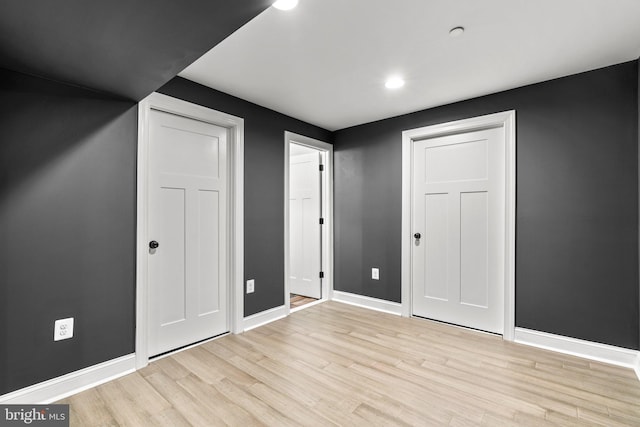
[414,233,421,239]
[149,240,159,249]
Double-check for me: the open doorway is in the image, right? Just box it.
[284,132,333,313]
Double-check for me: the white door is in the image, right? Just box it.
[412,127,505,334]
[148,109,228,356]
[289,151,322,299]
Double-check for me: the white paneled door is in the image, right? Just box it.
[289,152,322,299]
[148,109,228,357]
[412,127,505,334]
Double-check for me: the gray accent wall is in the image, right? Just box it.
[158,77,333,317]
[0,70,331,396]
[0,69,138,395]
[333,61,640,350]
[0,0,300,397]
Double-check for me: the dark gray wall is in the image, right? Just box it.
[0,69,138,395]
[0,70,329,396]
[334,61,639,350]
[158,77,332,316]
[0,0,272,101]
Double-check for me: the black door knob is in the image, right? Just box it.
[414,233,421,239]
[149,240,159,249]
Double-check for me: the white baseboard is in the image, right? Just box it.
[0,354,136,404]
[243,304,288,332]
[515,328,640,380]
[332,291,402,316]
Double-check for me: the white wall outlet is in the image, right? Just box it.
[246,279,255,294]
[372,268,380,280]
[54,317,74,341]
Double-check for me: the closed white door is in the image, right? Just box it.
[412,127,505,334]
[289,151,322,299]
[148,109,228,356]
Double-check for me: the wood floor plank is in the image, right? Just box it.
[206,345,322,408]
[145,371,229,426]
[56,301,640,426]
[353,402,414,427]
[150,408,192,427]
[143,354,191,381]
[171,347,228,384]
[577,406,633,427]
[62,387,118,427]
[248,382,337,427]
[544,410,601,427]
[287,358,440,426]
[176,373,263,426]
[290,294,318,309]
[116,372,172,414]
[211,377,300,427]
[95,379,159,427]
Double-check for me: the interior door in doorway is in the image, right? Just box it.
[411,127,505,334]
[289,150,322,299]
[148,109,228,357]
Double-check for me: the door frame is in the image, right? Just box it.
[400,111,516,341]
[284,132,334,314]
[136,92,245,369]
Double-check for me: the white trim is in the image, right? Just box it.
[401,110,516,341]
[401,133,411,318]
[243,305,288,332]
[284,132,334,315]
[0,355,135,404]
[136,93,244,370]
[136,99,150,369]
[515,328,640,379]
[332,291,402,316]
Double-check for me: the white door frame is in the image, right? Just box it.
[136,92,244,369]
[284,132,334,314]
[401,111,516,341]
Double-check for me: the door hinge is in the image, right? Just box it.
[319,218,324,225]
[319,164,324,172]
[319,271,324,279]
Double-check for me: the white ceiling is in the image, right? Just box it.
[180,0,640,131]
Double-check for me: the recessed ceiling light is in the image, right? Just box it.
[272,0,298,10]
[450,26,465,37]
[385,77,405,89]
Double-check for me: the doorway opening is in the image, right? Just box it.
[284,132,333,313]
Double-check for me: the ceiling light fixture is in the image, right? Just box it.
[449,26,465,37]
[272,0,298,10]
[385,77,405,89]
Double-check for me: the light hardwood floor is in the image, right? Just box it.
[60,302,640,426]
[290,293,318,309]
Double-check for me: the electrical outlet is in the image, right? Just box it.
[247,279,255,294]
[54,317,74,341]
[372,268,380,280]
